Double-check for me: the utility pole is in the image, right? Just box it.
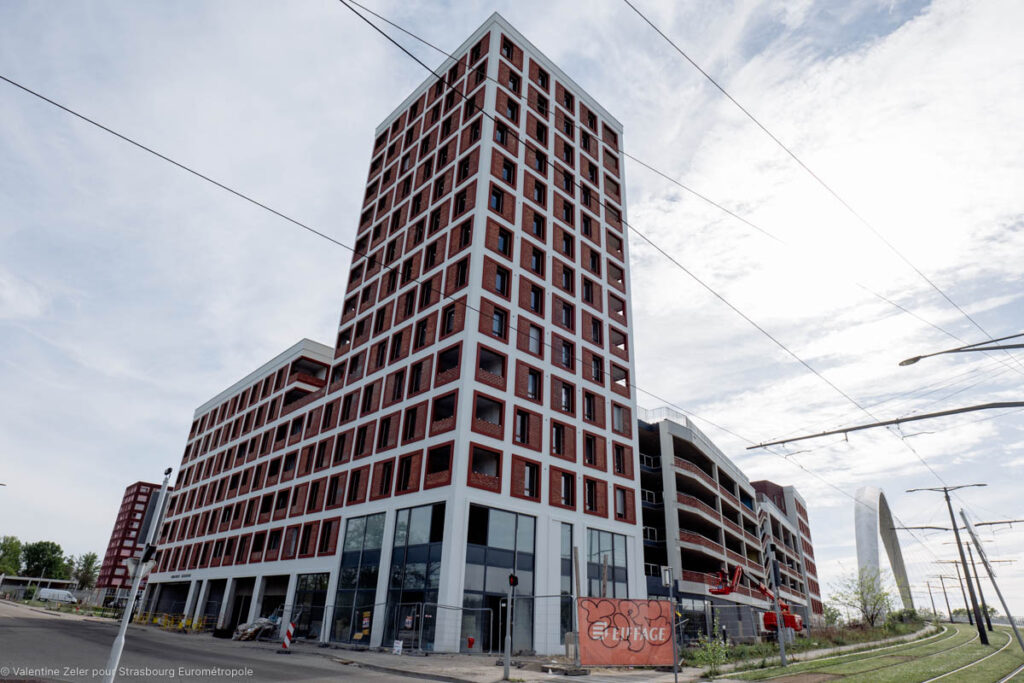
[907,485,987,644]
[937,576,953,622]
[104,468,173,683]
[966,543,992,631]
[937,561,973,624]
[961,510,1024,655]
[926,581,937,620]
[770,557,787,667]
[503,573,516,681]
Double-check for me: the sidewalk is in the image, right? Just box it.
[259,622,935,683]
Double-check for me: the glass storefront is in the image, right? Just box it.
[333,512,385,642]
[384,502,446,650]
[586,528,629,598]
[293,572,329,639]
[462,504,536,654]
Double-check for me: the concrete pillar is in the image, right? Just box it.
[369,512,396,649]
[217,577,236,629]
[433,497,467,653]
[182,580,199,623]
[280,573,298,629]
[321,565,341,644]
[246,575,265,624]
[192,580,210,625]
[147,583,163,615]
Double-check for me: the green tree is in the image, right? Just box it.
[21,541,68,578]
[831,567,893,627]
[72,552,100,590]
[0,536,22,575]
[823,602,842,627]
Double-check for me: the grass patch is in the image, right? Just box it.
[735,624,1021,683]
[733,626,946,679]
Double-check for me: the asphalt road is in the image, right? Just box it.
[0,601,409,682]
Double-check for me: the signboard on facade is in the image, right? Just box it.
[577,598,674,666]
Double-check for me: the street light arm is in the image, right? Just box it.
[899,332,1024,366]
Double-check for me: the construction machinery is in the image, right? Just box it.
[709,565,804,632]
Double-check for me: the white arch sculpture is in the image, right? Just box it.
[855,486,914,609]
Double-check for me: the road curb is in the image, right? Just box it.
[333,656,479,683]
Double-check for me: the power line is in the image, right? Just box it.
[333,0,955,489]
[343,0,1024,385]
[0,20,946,568]
[619,0,1024,375]
[333,0,962,554]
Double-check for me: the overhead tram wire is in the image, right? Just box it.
[765,354,1018,446]
[332,4,1024,480]
[619,0,1024,375]
[0,67,847,507]
[333,1,964,508]
[339,0,1024,383]
[0,71,747,453]
[0,65,946,569]
[0,29,945,565]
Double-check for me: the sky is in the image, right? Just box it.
[1,0,1022,614]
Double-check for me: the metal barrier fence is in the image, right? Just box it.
[709,603,769,644]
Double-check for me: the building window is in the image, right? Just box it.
[514,410,530,444]
[474,395,503,426]
[551,423,565,455]
[529,286,543,314]
[479,347,505,378]
[560,383,573,412]
[531,213,546,239]
[463,504,536,652]
[497,228,512,256]
[495,267,510,296]
[471,446,500,477]
[523,462,539,498]
[613,444,626,474]
[528,325,542,354]
[615,488,627,519]
[526,369,541,399]
[560,472,575,507]
[584,479,597,511]
[612,405,626,433]
[587,529,628,598]
[490,187,505,212]
[442,305,456,334]
[332,513,385,641]
[491,309,508,338]
[382,503,446,647]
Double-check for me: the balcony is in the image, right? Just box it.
[674,458,717,489]
[287,371,326,389]
[679,530,723,554]
[640,488,663,508]
[676,492,718,522]
[642,526,661,545]
[639,453,661,472]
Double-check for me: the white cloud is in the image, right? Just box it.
[0,0,1021,613]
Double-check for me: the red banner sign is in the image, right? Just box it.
[577,598,674,666]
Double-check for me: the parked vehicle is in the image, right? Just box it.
[37,588,78,604]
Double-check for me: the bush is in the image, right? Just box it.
[694,617,729,677]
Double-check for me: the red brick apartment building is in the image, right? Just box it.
[96,480,164,603]
[142,13,643,654]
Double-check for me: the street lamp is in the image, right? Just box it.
[899,331,1024,366]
